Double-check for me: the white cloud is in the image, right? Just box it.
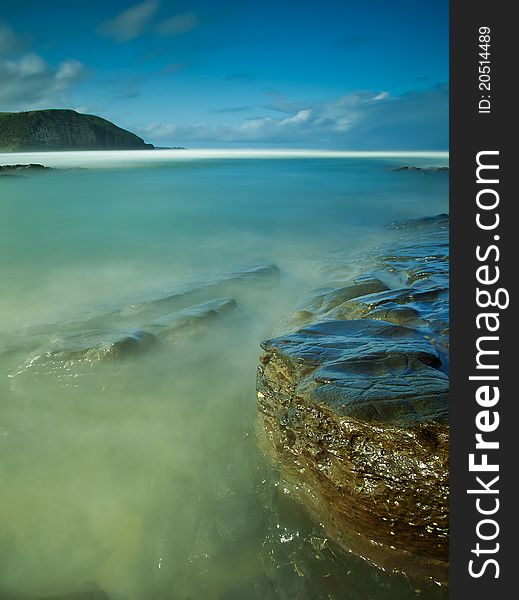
[13,53,47,76]
[0,58,85,109]
[0,23,85,110]
[139,85,448,149]
[56,59,83,80]
[280,109,312,125]
[98,0,160,42]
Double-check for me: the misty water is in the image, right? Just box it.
[0,151,448,600]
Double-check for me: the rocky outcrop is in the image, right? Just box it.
[0,110,154,151]
[392,166,448,173]
[256,216,449,583]
[0,163,51,174]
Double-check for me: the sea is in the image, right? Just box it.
[0,150,448,600]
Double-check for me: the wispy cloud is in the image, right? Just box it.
[155,13,199,36]
[162,62,187,74]
[0,22,85,110]
[98,2,199,42]
[211,105,252,114]
[0,22,28,56]
[139,85,448,149]
[98,0,160,42]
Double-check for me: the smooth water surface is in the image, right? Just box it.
[0,152,448,600]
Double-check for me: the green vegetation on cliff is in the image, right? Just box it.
[0,109,154,151]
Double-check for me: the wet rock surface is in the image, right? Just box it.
[257,216,449,584]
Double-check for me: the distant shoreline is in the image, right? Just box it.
[0,148,449,158]
[0,149,449,173]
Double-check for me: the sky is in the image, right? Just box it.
[0,0,448,149]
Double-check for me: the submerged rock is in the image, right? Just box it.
[66,263,278,330]
[256,217,449,583]
[387,213,449,231]
[8,262,280,381]
[10,298,238,379]
[147,297,238,339]
[11,329,159,378]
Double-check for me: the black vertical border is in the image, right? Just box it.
[450,1,515,597]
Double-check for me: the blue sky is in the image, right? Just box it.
[0,0,448,149]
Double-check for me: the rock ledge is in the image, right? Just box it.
[257,215,449,583]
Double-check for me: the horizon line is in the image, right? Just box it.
[1,149,449,159]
